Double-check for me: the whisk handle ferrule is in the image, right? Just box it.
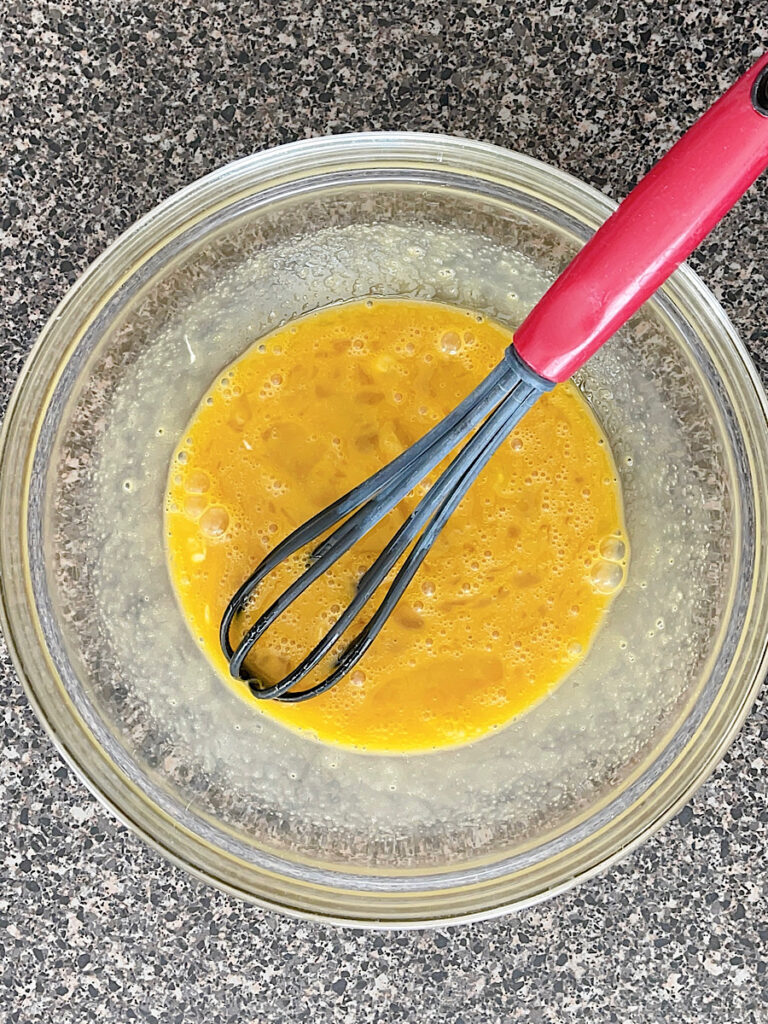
[513,52,768,383]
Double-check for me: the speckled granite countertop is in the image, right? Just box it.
[1,3,767,1021]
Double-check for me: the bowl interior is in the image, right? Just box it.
[6,138,765,923]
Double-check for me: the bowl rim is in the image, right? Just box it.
[2,130,767,928]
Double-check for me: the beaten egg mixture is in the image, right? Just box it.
[166,300,627,753]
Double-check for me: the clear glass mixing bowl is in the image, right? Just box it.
[1,134,767,927]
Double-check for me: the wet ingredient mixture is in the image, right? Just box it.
[166,299,628,753]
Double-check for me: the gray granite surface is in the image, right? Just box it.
[1,2,767,1021]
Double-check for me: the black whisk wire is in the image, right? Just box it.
[220,347,551,701]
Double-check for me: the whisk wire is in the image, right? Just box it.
[222,348,551,701]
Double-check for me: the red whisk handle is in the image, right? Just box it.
[514,52,768,382]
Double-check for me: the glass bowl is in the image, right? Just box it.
[1,133,767,928]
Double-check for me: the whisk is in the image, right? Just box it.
[221,54,768,702]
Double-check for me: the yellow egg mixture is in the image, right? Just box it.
[165,299,628,753]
